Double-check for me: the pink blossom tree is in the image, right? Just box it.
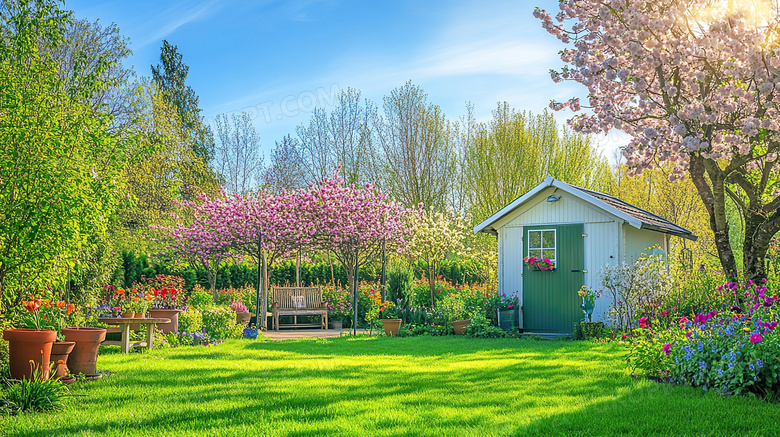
[300,174,408,332]
[226,190,313,329]
[152,194,236,303]
[537,1,780,280]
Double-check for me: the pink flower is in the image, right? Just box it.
[750,334,763,343]
[662,343,671,356]
[639,317,648,328]
[661,311,668,317]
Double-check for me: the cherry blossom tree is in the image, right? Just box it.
[226,190,313,329]
[152,194,235,303]
[300,174,408,332]
[405,206,467,307]
[536,1,780,280]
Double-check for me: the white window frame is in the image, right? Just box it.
[527,229,557,263]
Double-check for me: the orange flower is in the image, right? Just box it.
[57,301,66,309]
[66,304,75,315]
[24,299,41,313]
[132,296,140,302]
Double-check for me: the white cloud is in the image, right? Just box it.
[140,0,220,47]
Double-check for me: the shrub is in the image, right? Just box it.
[179,307,203,333]
[465,313,506,338]
[386,259,414,303]
[629,280,780,398]
[187,284,213,308]
[201,305,243,340]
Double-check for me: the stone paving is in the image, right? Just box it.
[260,328,368,341]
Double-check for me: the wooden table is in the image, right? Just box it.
[98,317,171,354]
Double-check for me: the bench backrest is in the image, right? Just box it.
[272,286,323,310]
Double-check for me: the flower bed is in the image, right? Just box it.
[629,280,779,398]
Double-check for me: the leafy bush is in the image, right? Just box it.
[179,307,203,333]
[187,284,213,308]
[200,305,243,340]
[1,370,69,413]
[153,330,211,348]
[465,313,506,338]
[629,280,780,398]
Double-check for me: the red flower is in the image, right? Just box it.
[67,304,75,315]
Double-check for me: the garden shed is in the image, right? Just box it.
[474,176,696,334]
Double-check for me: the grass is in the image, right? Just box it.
[1,335,778,436]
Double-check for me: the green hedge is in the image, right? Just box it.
[119,251,485,291]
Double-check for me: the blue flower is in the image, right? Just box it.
[757,359,764,368]
[699,361,707,370]
[749,363,755,371]
[702,385,708,391]
[717,369,724,376]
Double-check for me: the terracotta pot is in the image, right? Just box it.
[149,309,182,334]
[2,329,56,380]
[235,311,251,325]
[451,319,471,335]
[61,327,106,376]
[381,319,402,336]
[134,312,146,319]
[121,311,135,318]
[50,341,76,378]
[332,320,343,331]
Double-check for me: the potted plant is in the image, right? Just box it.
[231,301,251,326]
[325,293,352,330]
[144,275,186,333]
[2,296,57,380]
[39,295,78,380]
[379,301,404,336]
[495,293,520,333]
[577,285,603,338]
[107,286,134,318]
[524,256,555,271]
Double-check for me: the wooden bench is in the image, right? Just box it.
[271,286,327,330]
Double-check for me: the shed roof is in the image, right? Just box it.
[473,176,697,241]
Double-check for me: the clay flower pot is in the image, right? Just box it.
[61,327,106,376]
[235,311,251,326]
[2,329,56,380]
[381,319,402,336]
[149,309,182,334]
[50,341,76,378]
[451,319,471,335]
[121,311,135,318]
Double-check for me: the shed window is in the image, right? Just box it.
[527,229,556,262]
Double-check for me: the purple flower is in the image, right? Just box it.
[662,343,671,356]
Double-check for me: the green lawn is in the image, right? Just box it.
[1,336,778,436]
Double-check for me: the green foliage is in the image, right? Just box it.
[187,285,213,309]
[386,259,414,303]
[200,305,242,340]
[178,307,203,333]
[1,370,69,414]
[0,0,134,310]
[465,312,506,338]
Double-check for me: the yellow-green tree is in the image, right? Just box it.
[464,104,614,223]
[614,165,715,267]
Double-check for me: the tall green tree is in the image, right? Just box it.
[464,104,614,223]
[151,40,218,194]
[0,0,135,309]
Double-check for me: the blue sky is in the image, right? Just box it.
[67,0,627,160]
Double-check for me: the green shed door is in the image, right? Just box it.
[522,224,584,333]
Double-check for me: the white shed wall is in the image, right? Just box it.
[623,225,667,263]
